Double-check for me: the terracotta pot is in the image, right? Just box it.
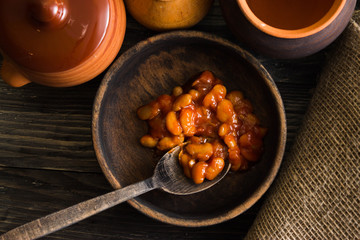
[0,0,126,87]
[124,0,213,31]
[220,0,356,59]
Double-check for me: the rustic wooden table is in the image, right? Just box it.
[1,1,358,239]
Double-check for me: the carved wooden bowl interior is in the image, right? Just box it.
[92,31,287,227]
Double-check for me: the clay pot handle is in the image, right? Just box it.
[1,58,31,87]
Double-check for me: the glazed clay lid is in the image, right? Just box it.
[0,0,110,73]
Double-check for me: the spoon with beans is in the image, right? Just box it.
[0,146,230,240]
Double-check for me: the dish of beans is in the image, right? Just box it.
[137,71,267,184]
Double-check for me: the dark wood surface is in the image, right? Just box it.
[0,1,358,239]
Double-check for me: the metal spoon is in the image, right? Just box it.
[0,146,230,240]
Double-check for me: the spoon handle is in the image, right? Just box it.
[0,178,156,240]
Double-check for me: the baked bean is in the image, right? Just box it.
[218,123,230,137]
[185,142,213,161]
[216,99,235,123]
[165,111,182,135]
[172,86,183,97]
[194,106,220,137]
[239,131,263,161]
[226,91,244,106]
[188,89,200,101]
[203,84,226,109]
[202,92,216,109]
[179,152,191,167]
[173,94,192,111]
[212,84,227,99]
[211,140,227,160]
[205,157,225,180]
[157,134,184,151]
[179,152,193,178]
[180,108,196,136]
[192,70,216,87]
[137,70,267,184]
[195,106,211,120]
[239,131,262,149]
[228,146,241,161]
[224,134,237,149]
[157,137,175,151]
[157,94,173,113]
[188,136,207,144]
[229,152,247,171]
[191,161,208,184]
[148,115,167,139]
[234,98,253,115]
[140,135,158,148]
[137,102,160,120]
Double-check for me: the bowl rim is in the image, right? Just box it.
[92,30,287,227]
[237,0,345,39]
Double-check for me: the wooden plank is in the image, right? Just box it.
[0,168,260,239]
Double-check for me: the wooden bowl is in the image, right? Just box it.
[220,0,356,59]
[92,31,287,226]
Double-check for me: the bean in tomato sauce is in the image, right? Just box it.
[137,71,267,184]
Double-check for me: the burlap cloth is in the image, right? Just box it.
[245,11,360,240]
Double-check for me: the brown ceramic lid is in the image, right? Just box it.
[0,0,111,72]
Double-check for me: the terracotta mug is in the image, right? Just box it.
[220,0,356,58]
[124,0,213,31]
[0,0,126,87]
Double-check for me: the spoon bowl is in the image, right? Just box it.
[0,146,229,240]
[155,146,231,195]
